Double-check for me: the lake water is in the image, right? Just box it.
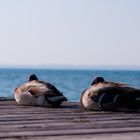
[1,68,140,101]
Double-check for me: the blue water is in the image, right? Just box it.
[1,68,140,101]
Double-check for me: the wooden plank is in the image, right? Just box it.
[0,120,140,131]
[0,127,140,138]
[20,133,140,140]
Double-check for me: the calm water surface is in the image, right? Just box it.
[0,69,140,101]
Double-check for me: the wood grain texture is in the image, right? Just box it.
[0,100,139,139]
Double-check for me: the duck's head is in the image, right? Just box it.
[91,76,104,85]
[29,74,39,81]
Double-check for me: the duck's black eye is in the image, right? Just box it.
[91,77,104,85]
[29,74,39,81]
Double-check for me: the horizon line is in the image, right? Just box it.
[0,64,140,71]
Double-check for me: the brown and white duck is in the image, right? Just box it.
[80,77,140,111]
[15,74,67,107]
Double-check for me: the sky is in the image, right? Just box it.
[0,0,140,69]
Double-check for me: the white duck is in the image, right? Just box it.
[15,74,67,107]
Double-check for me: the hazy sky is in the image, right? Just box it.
[0,0,140,67]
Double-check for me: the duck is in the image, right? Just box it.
[80,76,140,111]
[15,74,67,107]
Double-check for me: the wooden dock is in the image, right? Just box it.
[0,100,140,139]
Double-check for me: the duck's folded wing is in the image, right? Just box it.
[29,86,57,97]
[38,81,62,96]
[90,85,139,102]
[89,86,140,110]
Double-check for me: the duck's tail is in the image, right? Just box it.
[98,89,140,111]
[45,95,67,107]
[116,90,140,109]
[133,90,140,107]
